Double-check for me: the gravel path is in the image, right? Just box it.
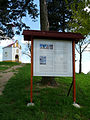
[0,64,24,95]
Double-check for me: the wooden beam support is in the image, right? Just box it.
[72,40,76,103]
[30,37,33,103]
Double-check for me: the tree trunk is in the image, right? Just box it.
[79,46,82,73]
[40,0,57,86]
[41,76,57,86]
[40,0,49,31]
[62,1,65,32]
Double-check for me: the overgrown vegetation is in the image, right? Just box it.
[0,63,90,120]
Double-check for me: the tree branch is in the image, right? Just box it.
[81,42,90,53]
[75,46,80,54]
[22,52,31,58]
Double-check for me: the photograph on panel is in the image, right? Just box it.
[40,56,46,65]
[40,44,49,49]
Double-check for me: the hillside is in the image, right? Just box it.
[0,62,90,120]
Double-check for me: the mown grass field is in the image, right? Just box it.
[0,62,90,120]
[0,62,20,71]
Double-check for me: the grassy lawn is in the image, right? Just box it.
[0,62,20,71]
[0,66,10,71]
[0,63,90,120]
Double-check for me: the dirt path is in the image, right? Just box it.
[0,64,25,95]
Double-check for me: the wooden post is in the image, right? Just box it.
[30,37,33,103]
[72,40,76,103]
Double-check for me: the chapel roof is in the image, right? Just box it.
[3,40,18,49]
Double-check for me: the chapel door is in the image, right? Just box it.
[15,55,19,62]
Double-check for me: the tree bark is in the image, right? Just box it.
[79,46,82,73]
[40,0,49,31]
[62,1,65,32]
[41,76,57,86]
[40,0,57,86]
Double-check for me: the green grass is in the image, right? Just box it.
[0,66,9,71]
[0,61,20,66]
[0,62,20,71]
[0,63,90,120]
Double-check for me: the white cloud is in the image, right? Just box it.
[13,35,30,45]
[82,61,90,74]
[75,50,90,74]
[82,44,90,51]
[84,6,90,12]
[13,35,20,41]
[0,39,14,47]
[76,60,90,74]
[21,54,30,63]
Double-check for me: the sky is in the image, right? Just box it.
[0,0,40,63]
[75,45,90,74]
[0,0,90,74]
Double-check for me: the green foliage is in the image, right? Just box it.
[47,0,90,35]
[87,71,90,75]
[68,0,90,36]
[0,64,90,120]
[0,66,9,71]
[65,0,90,73]
[47,0,73,32]
[0,0,38,38]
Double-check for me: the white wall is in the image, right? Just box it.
[12,48,16,61]
[12,47,21,62]
[3,47,12,61]
[19,49,22,62]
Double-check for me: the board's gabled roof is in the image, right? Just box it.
[22,30,84,43]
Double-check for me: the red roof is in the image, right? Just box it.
[3,40,18,49]
[22,30,84,43]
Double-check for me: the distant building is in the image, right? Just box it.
[3,40,21,62]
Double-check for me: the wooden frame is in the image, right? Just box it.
[22,30,84,104]
[30,37,33,103]
[72,40,76,102]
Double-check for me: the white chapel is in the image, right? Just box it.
[3,40,21,62]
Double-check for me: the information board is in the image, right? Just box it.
[33,39,72,77]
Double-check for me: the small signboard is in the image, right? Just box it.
[33,39,72,77]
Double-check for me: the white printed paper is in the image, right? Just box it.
[33,39,72,77]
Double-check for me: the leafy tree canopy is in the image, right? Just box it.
[0,0,38,39]
[67,0,90,36]
[47,0,90,35]
[67,0,90,73]
[47,0,73,32]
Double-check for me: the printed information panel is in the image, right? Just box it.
[33,39,72,77]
